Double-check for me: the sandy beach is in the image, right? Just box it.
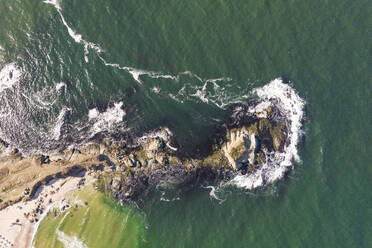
[0,174,93,248]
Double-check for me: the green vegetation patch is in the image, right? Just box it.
[203,150,227,167]
[33,186,146,248]
[270,123,284,141]
[229,142,246,161]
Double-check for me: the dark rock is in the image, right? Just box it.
[0,138,9,148]
[98,154,108,162]
[40,155,51,165]
[10,148,20,156]
[98,154,116,169]
[90,164,104,171]
[162,156,169,166]
[66,166,86,177]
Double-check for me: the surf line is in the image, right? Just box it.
[43,0,235,88]
[43,0,101,63]
[226,78,306,190]
[43,0,180,85]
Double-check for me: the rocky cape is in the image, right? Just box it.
[92,100,290,203]
[0,97,293,208]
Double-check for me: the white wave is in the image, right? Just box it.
[44,0,102,63]
[98,58,245,108]
[56,82,67,91]
[136,127,173,143]
[44,0,183,84]
[148,73,179,81]
[88,101,126,136]
[180,71,203,82]
[97,58,145,84]
[160,197,180,202]
[0,45,4,61]
[151,86,161,94]
[136,127,177,151]
[205,77,232,83]
[34,91,58,108]
[57,230,87,248]
[52,107,70,140]
[252,78,305,164]
[0,62,22,93]
[229,78,305,190]
[191,89,209,103]
[43,0,220,90]
[98,55,179,84]
[168,93,183,103]
[170,78,251,109]
[204,185,225,203]
[159,191,180,202]
[125,67,146,84]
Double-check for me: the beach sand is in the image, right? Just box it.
[0,175,93,248]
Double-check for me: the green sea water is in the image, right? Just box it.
[0,0,371,247]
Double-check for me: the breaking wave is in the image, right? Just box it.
[88,101,126,137]
[135,127,177,151]
[43,0,245,110]
[57,230,88,248]
[52,107,71,141]
[0,62,22,94]
[43,0,102,63]
[0,1,305,195]
[204,185,225,204]
[227,78,305,190]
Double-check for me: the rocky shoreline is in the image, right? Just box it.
[93,100,289,202]
[0,89,295,209]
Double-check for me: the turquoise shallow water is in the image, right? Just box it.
[0,0,371,247]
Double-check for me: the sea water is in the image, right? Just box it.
[0,0,371,247]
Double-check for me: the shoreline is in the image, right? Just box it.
[0,78,305,247]
[0,173,94,248]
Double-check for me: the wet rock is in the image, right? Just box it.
[98,154,116,169]
[98,154,108,162]
[89,164,104,171]
[111,176,122,192]
[10,148,20,156]
[40,155,51,165]
[0,139,8,153]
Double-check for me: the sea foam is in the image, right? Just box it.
[44,0,102,63]
[228,78,305,190]
[52,107,71,140]
[43,1,304,191]
[57,230,88,248]
[88,101,126,137]
[0,63,22,93]
[136,127,177,151]
[55,82,67,92]
[168,77,250,108]
[98,56,179,84]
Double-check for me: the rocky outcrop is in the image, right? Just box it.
[0,138,8,155]
[0,101,290,207]
[91,104,289,201]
